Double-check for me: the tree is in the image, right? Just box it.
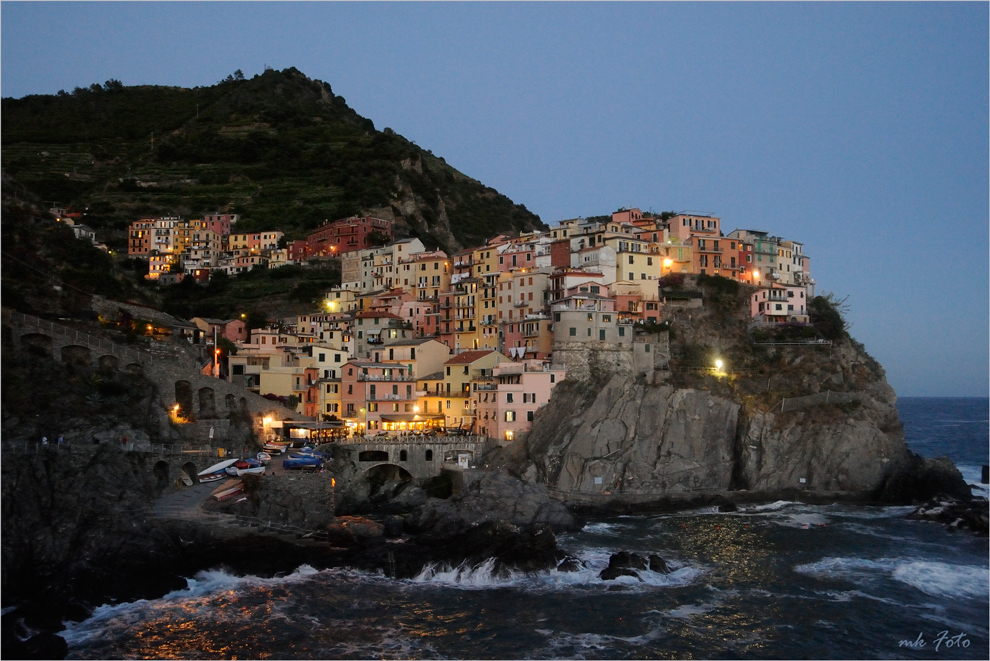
[809,293,849,341]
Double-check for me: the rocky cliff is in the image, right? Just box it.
[486,279,964,509]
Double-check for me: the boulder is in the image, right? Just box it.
[878,455,972,504]
[908,497,988,536]
[556,556,584,572]
[406,470,579,536]
[648,554,671,574]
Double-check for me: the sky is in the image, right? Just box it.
[2,2,987,397]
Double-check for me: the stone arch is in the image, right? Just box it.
[61,344,92,366]
[20,332,53,356]
[225,394,237,412]
[363,463,413,499]
[359,450,389,462]
[399,449,408,462]
[239,397,248,414]
[425,449,434,462]
[175,381,194,419]
[198,387,217,419]
[153,460,170,486]
[181,461,199,484]
[98,355,119,372]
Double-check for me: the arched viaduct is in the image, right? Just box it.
[2,309,300,444]
[337,436,492,481]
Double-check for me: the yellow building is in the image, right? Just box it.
[423,350,506,431]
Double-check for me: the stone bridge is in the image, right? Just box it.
[334,436,493,482]
[2,309,300,445]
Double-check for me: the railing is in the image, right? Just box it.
[358,374,416,382]
[367,393,406,401]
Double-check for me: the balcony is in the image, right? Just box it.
[358,373,416,382]
[367,393,407,401]
[513,300,527,307]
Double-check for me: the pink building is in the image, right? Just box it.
[475,360,566,443]
[750,284,809,322]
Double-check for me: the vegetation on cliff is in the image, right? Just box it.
[1,67,545,252]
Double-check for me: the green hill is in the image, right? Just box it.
[1,67,545,252]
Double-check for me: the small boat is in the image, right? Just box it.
[212,483,244,501]
[198,459,238,482]
[263,442,290,454]
[256,451,272,464]
[283,454,322,470]
[225,458,266,477]
[296,447,328,460]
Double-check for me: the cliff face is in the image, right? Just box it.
[487,282,928,508]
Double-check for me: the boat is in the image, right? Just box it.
[256,451,272,464]
[198,458,238,482]
[283,454,323,470]
[225,458,266,477]
[212,482,244,501]
[263,441,290,454]
[295,447,328,460]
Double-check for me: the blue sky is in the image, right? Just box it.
[2,2,987,397]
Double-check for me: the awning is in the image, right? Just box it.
[379,413,446,423]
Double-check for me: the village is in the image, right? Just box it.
[94,206,818,443]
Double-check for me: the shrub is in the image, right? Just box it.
[809,294,848,341]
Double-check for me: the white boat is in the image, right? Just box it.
[256,451,272,464]
[198,458,238,482]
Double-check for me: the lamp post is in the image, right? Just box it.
[360,407,366,438]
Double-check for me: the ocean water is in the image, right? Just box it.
[62,398,989,659]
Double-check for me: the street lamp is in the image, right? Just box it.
[360,407,366,436]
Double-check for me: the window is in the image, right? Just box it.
[602,315,611,322]
[590,285,599,294]
[505,411,516,422]
[628,255,634,264]
[506,393,513,403]
[569,327,576,337]
[619,326,625,337]
[318,353,325,362]
[446,366,451,375]
[550,374,555,383]
[527,411,534,422]
[463,366,469,375]
[599,329,606,340]
[425,449,433,461]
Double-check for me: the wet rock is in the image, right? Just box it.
[599,565,642,581]
[599,551,649,581]
[879,455,972,504]
[908,496,988,536]
[648,554,671,574]
[556,555,583,572]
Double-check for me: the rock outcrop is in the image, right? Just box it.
[405,470,580,536]
[487,310,965,508]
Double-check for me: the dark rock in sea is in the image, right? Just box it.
[648,554,671,574]
[599,551,649,581]
[878,454,973,504]
[556,556,584,572]
[716,501,739,513]
[908,496,989,536]
[600,565,643,581]
[1,628,68,661]
[608,551,649,570]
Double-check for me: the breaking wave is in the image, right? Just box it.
[795,557,989,600]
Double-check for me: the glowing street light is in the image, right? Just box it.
[715,359,724,371]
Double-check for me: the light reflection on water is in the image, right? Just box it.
[64,504,988,660]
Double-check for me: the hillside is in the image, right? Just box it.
[1,67,545,252]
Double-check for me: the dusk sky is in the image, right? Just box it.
[2,2,987,397]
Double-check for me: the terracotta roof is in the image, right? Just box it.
[444,350,502,365]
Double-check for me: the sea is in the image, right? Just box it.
[62,397,989,659]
